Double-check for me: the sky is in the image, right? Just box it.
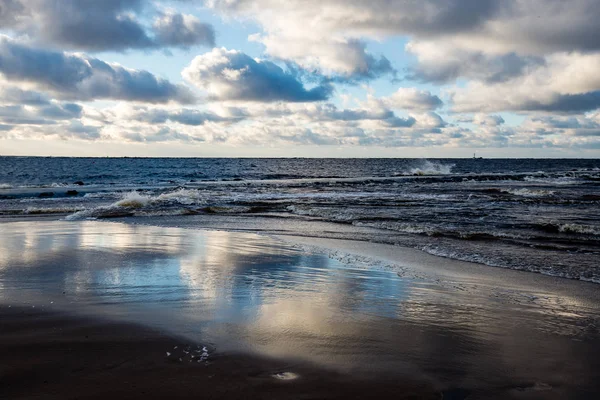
[0,0,599,157]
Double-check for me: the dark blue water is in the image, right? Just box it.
[1,157,599,282]
[1,157,599,187]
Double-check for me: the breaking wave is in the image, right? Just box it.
[396,160,454,176]
[501,188,556,197]
[66,189,207,220]
[558,223,600,236]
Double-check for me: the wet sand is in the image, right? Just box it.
[0,306,439,400]
[1,220,600,399]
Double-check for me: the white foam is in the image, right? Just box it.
[405,160,454,176]
[66,189,207,220]
[558,223,600,236]
[114,191,151,208]
[502,188,555,197]
[25,206,84,215]
[0,183,12,189]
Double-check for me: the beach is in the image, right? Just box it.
[1,219,599,399]
[1,306,443,400]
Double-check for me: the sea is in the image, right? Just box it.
[1,157,599,283]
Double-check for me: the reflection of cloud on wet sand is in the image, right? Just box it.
[0,220,599,397]
[0,220,186,270]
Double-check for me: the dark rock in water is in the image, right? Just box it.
[66,190,79,196]
[38,192,54,198]
[73,181,85,186]
[441,388,471,400]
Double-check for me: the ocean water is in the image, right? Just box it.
[1,157,599,282]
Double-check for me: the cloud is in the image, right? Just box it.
[473,114,505,126]
[0,36,194,103]
[0,105,55,125]
[153,11,216,48]
[449,52,600,113]
[378,88,443,111]
[0,86,51,105]
[405,41,546,84]
[0,0,25,28]
[182,48,333,102]
[0,101,83,125]
[300,103,394,122]
[125,107,232,126]
[520,114,600,138]
[0,0,215,51]
[66,121,102,140]
[206,0,600,79]
[212,0,431,78]
[250,35,394,80]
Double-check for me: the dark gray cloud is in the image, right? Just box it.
[129,108,230,126]
[210,0,503,37]
[66,121,102,140]
[39,103,83,120]
[32,0,152,51]
[325,39,395,82]
[0,102,83,126]
[1,0,214,52]
[383,116,418,128]
[183,48,333,102]
[528,116,600,137]
[521,91,600,113]
[0,0,25,28]
[0,105,54,125]
[0,87,51,105]
[407,47,546,84]
[153,12,216,48]
[212,0,600,54]
[0,36,194,103]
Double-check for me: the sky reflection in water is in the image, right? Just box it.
[1,221,599,396]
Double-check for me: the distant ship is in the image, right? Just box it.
[473,153,483,159]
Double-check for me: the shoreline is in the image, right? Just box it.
[1,213,599,286]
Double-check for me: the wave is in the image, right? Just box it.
[420,245,599,284]
[0,183,12,189]
[66,189,207,220]
[399,160,454,176]
[25,206,85,215]
[501,188,556,197]
[531,221,600,236]
[558,223,600,236]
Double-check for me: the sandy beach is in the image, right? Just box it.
[1,306,446,400]
[1,220,599,399]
